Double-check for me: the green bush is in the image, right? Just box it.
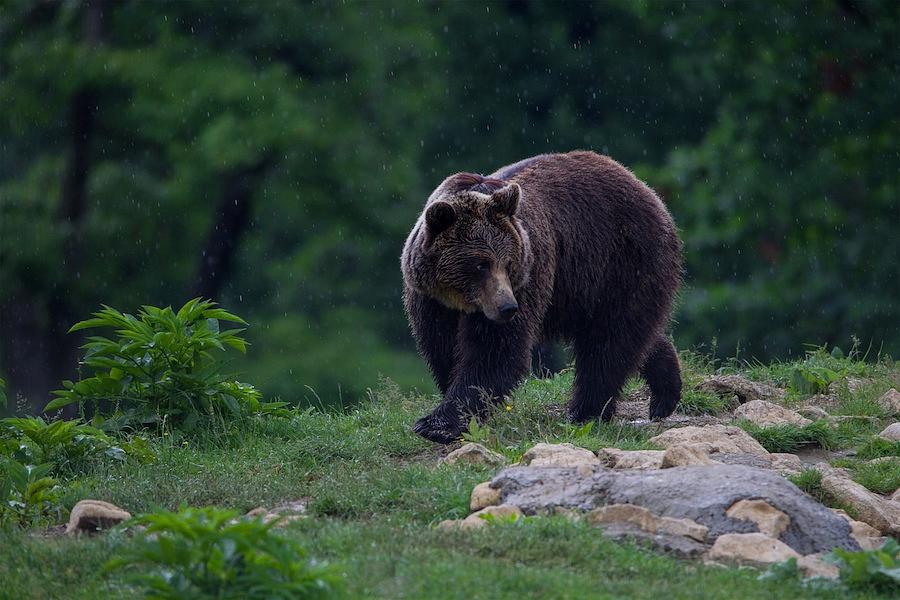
[0,417,120,468]
[105,506,341,599]
[831,539,900,590]
[0,458,61,527]
[44,299,290,433]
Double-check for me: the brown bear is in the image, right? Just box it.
[401,151,682,443]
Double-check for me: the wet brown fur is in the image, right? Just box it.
[401,151,683,443]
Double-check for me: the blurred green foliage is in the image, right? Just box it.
[1,1,897,411]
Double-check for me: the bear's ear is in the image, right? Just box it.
[425,201,456,235]
[491,183,520,217]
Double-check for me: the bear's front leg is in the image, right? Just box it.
[413,313,533,443]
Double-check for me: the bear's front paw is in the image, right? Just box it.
[413,407,463,444]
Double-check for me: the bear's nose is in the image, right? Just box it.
[498,302,519,320]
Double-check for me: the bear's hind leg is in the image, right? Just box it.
[641,335,682,420]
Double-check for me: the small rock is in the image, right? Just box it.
[438,504,523,531]
[734,400,812,427]
[697,375,785,404]
[660,444,718,468]
[587,504,708,542]
[470,482,502,511]
[876,389,900,415]
[707,533,800,566]
[597,448,664,470]
[797,554,840,579]
[769,453,804,476]
[520,443,600,468]
[877,423,900,442]
[66,500,131,535]
[440,443,506,467]
[819,468,900,535]
[649,425,770,457]
[726,499,790,538]
[892,488,900,503]
[245,507,268,517]
[798,405,831,420]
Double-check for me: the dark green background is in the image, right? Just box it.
[2,0,898,411]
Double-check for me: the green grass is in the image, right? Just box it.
[787,469,858,518]
[856,437,900,460]
[3,357,900,599]
[737,420,837,453]
[829,458,900,496]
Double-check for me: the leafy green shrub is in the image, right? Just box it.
[738,420,836,453]
[45,299,290,433]
[0,459,61,527]
[105,506,340,599]
[0,417,121,468]
[831,539,900,590]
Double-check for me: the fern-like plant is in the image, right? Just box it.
[104,506,340,599]
[44,299,287,432]
[0,459,61,527]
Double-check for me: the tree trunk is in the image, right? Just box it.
[192,159,271,301]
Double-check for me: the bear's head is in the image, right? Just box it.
[402,173,533,323]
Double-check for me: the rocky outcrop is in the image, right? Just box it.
[707,533,799,566]
[489,463,857,554]
[818,468,900,535]
[660,444,718,468]
[696,375,785,404]
[66,500,131,535]
[733,400,812,427]
[439,443,507,467]
[519,443,600,468]
[649,425,770,458]
[597,448,664,470]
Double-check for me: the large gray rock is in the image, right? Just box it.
[490,464,858,555]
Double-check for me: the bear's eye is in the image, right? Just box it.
[475,260,490,273]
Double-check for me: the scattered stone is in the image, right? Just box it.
[520,443,600,468]
[833,377,875,395]
[245,507,268,517]
[598,522,708,558]
[439,443,506,467]
[726,499,790,538]
[697,375,785,404]
[769,453,804,476]
[597,448,664,470]
[66,500,131,535]
[490,463,857,554]
[797,553,840,579]
[714,453,774,470]
[819,468,900,535]
[733,400,812,427]
[439,504,523,531]
[798,405,831,420]
[877,423,900,442]
[660,444,718,468]
[877,389,900,415]
[892,488,900,503]
[707,533,800,566]
[470,482,502,511]
[649,425,770,458]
